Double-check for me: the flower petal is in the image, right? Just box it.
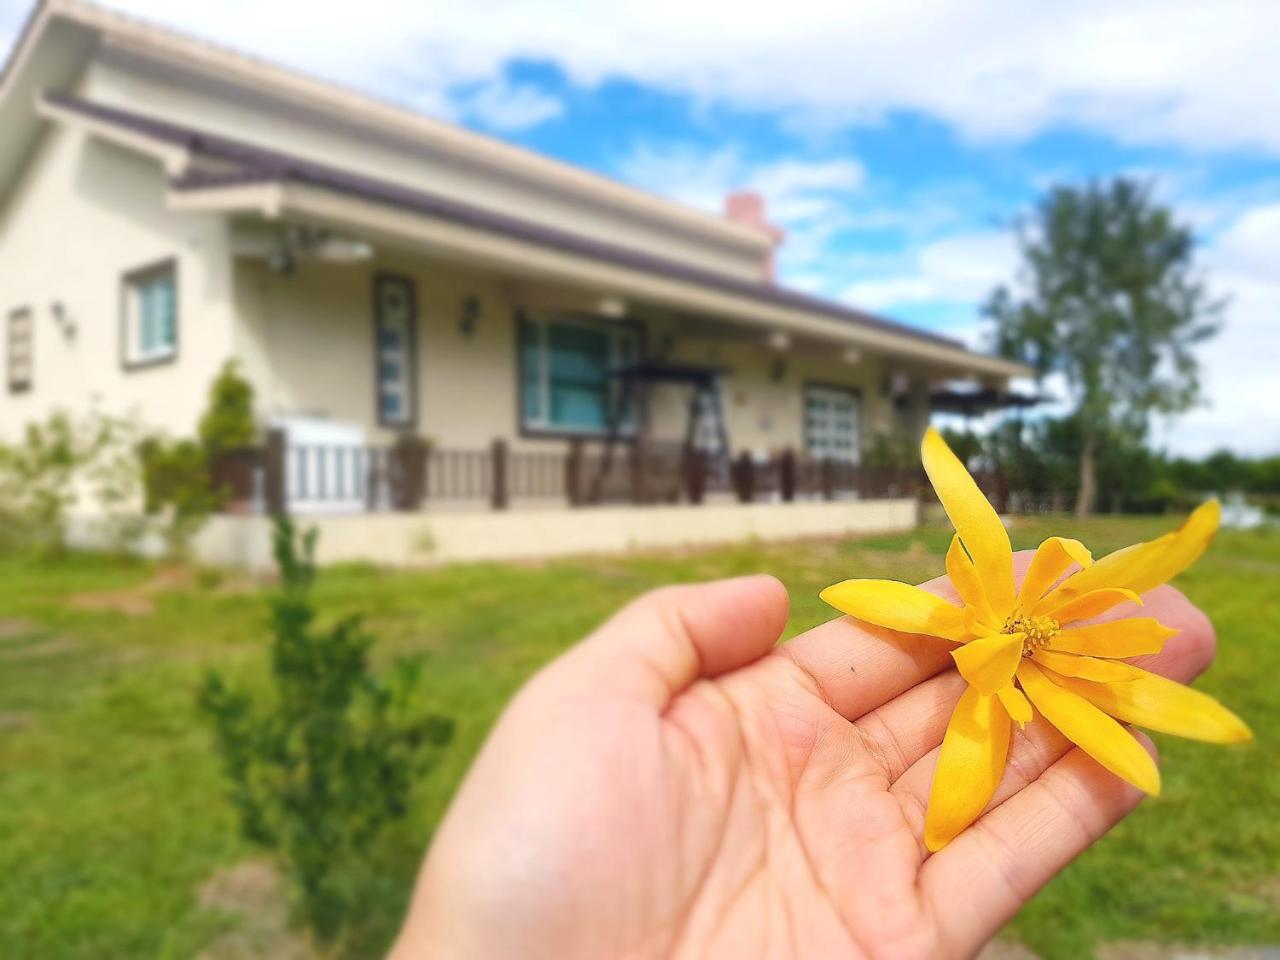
[1041,587,1142,625]
[924,686,1012,852]
[1040,500,1220,608]
[1017,660,1161,795]
[1016,537,1092,612]
[952,632,1024,696]
[1032,650,1142,682]
[947,535,998,628]
[1048,669,1253,744]
[998,685,1034,728]
[1048,618,1177,658]
[820,579,966,641]
[922,428,1015,618]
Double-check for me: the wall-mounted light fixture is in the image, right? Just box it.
[598,296,626,318]
[770,356,787,383]
[50,301,76,341]
[459,295,481,338]
[842,346,862,364]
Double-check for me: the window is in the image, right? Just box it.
[122,261,177,367]
[7,307,32,393]
[804,384,862,464]
[374,274,417,427]
[519,314,640,434]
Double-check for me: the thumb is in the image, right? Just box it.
[550,575,790,709]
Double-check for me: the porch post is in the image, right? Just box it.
[392,435,428,510]
[732,452,755,503]
[779,448,797,502]
[683,446,707,505]
[491,438,509,510]
[264,428,287,516]
[565,438,583,506]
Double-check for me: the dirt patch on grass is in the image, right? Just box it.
[0,711,32,731]
[977,939,1040,959]
[197,859,311,960]
[0,618,32,639]
[0,637,77,660]
[67,566,197,617]
[1097,942,1280,959]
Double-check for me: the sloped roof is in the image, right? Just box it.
[47,91,976,354]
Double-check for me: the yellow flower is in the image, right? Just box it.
[821,427,1251,852]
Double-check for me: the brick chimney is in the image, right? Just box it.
[724,190,785,282]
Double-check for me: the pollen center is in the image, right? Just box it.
[1005,614,1059,657]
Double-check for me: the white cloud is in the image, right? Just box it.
[616,145,863,221]
[457,78,563,132]
[841,230,1017,308]
[1153,203,1280,457]
[13,0,1279,154]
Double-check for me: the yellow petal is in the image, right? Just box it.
[1041,587,1142,625]
[922,428,1015,617]
[1049,669,1253,744]
[998,685,1034,728]
[820,579,967,642]
[952,632,1024,696]
[1048,618,1177,658]
[946,535,998,627]
[924,686,1011,852]
[1033,650,1142,682]
[1016,537,1092,611]
[1040,500,1220,608]
[1017,660,1161,795]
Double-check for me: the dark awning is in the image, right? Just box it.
[929,387,1045,416]
[608,361,730,386]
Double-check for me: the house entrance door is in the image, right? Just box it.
[804,384,861,463]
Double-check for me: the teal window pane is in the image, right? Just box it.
[546,325,609,429]
[519,321,543,423]
[137,272,176,354]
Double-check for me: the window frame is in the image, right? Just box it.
[372,272,419,430]
[515,311,644,439]
[7,306,33,394]
[120,258,179,371]
[802,381,863,465]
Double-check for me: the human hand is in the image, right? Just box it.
[391,559,1215,959]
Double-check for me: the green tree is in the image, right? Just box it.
[198,518,452,947]
[986,177,1222,516]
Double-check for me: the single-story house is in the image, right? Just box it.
[0,0,1028,566]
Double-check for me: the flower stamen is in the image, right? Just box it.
[1005,614,1059,656]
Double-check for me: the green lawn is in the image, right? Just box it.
[0,516,1276,958]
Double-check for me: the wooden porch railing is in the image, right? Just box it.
[210,432,1015,516]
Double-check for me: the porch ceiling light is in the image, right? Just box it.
[842,347,862,364]
[767,330,791,352]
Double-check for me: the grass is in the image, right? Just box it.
[0,515,1276,958]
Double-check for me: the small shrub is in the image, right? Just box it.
[198,517,453,946]
[198,360,256,458]
[143,360,259,557]
[0,410,139,555]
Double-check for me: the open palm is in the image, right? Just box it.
[394,563,1214,959]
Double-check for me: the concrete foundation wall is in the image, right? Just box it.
[190,498,918,570]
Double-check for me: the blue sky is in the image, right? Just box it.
[2,0,1278,455]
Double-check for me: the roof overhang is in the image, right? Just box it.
[196,177,1028,377]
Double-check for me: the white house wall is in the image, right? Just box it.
[236,246,910,457]
[0,121,236,441]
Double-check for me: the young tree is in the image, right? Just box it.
[985,177,1222,516]
[199,518,452,947]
